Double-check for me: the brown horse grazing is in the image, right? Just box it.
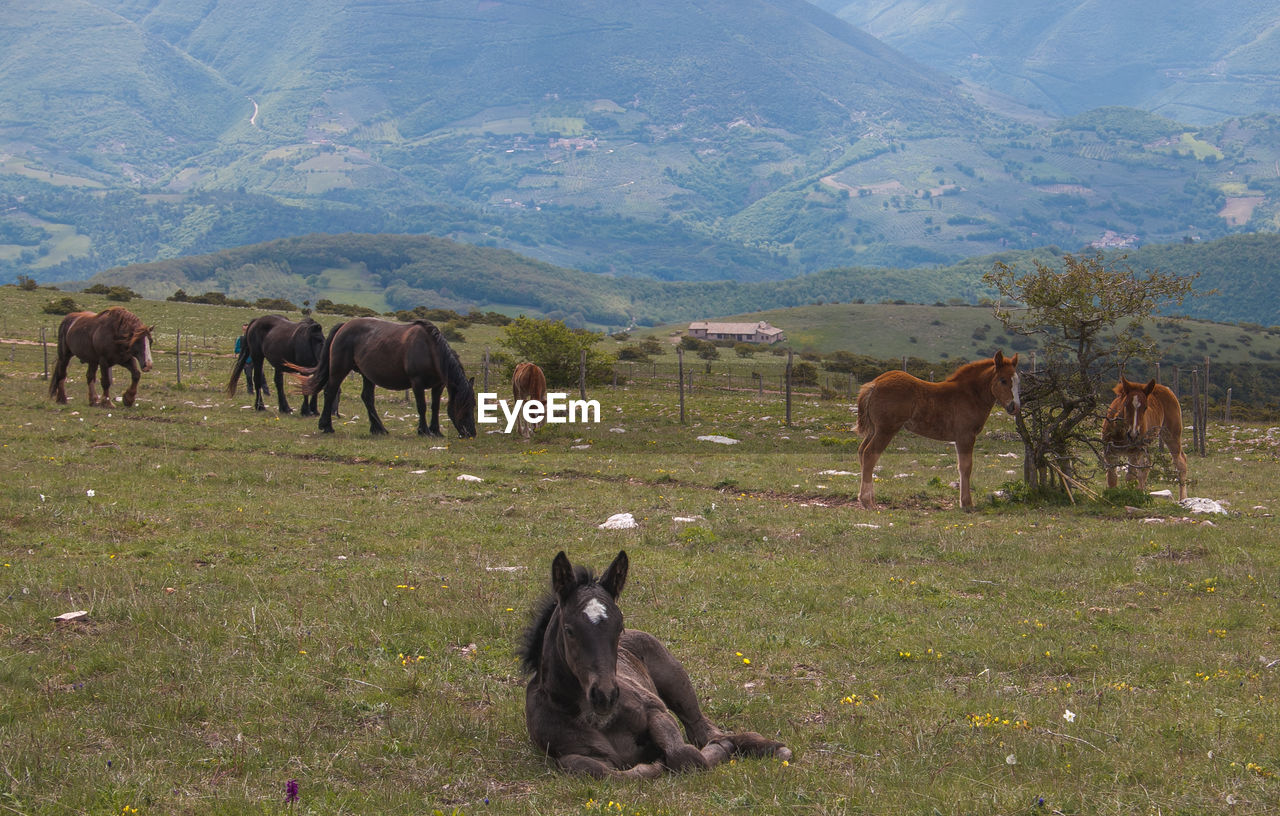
[518,551,792,778]
[49,307,155,407]
[298,317,476,438]
[1103,377,1188,500]
[226,315,326,415]
[511,361,547,438]
[856,351,1020,509]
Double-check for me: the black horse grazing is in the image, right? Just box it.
[226,315,326,415]
[518,551,792,778]
[49,307,154,407]
[298,317,476,437]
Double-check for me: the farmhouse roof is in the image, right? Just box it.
[688,321,783,336]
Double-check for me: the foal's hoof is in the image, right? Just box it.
[665,744,709,773]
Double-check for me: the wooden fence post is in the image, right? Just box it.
[677,347,685,424]
[41,326,48,379]
[785,349,793,426]
[175,330,182,386]
[579,349,587,400]
[482,348,489,392]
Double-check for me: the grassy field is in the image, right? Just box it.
[1,288,1278,815]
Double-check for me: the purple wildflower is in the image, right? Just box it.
[285,779,299,804]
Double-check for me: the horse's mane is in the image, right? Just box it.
[517,563,597,676]
[412,320,474,400]
[100,307,149,351]
[944,357,996,383]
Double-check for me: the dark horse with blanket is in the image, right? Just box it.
[49,307,154,407]
[518,550,791,777]
[226,315,325,415]
[298,317,476,437]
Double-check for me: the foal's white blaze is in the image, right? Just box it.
[141,336,153,371]
[583,597,609,624]
[1130,394,1143,436]
[1011,371,1021,411]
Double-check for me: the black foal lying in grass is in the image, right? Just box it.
[518,550,792,777]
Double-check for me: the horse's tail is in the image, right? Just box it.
[855,382,874,436]
[298,321,343,396]
[225,332,251,397]
[48,314,76,399]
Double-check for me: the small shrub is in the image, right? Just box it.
[254,297,298,311]
[42,296,81,315]
[1101,486,1151,507]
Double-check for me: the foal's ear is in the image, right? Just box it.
[600,551,629,599]
[993,350,1005,366]
[551,551,575,599]
[1143,379,1157,396]
[1009,353,1018,368]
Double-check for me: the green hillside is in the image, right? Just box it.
[0,0,243,176]
[815,0,1280,124]
[6,1,1280,295]
[83,232,1280,328]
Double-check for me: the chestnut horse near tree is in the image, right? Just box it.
[1102,377,1188,500]
[856,351,1020,509]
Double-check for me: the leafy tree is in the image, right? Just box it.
[678,335,703,351]
[983,252,1195,494]
[637,337,665,356]
[617,345,650,362]
[500,316,615,387]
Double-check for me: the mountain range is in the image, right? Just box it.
[815,0,1280,125]
[3,0,1280,321]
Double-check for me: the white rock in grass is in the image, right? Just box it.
[599,512,638,530]
[457,474,484,483]
[696,435,738,445]
[819,470,854,476]
[1149,489,1174,498]
[53,610,89,623]
[1179,497,1227,515]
